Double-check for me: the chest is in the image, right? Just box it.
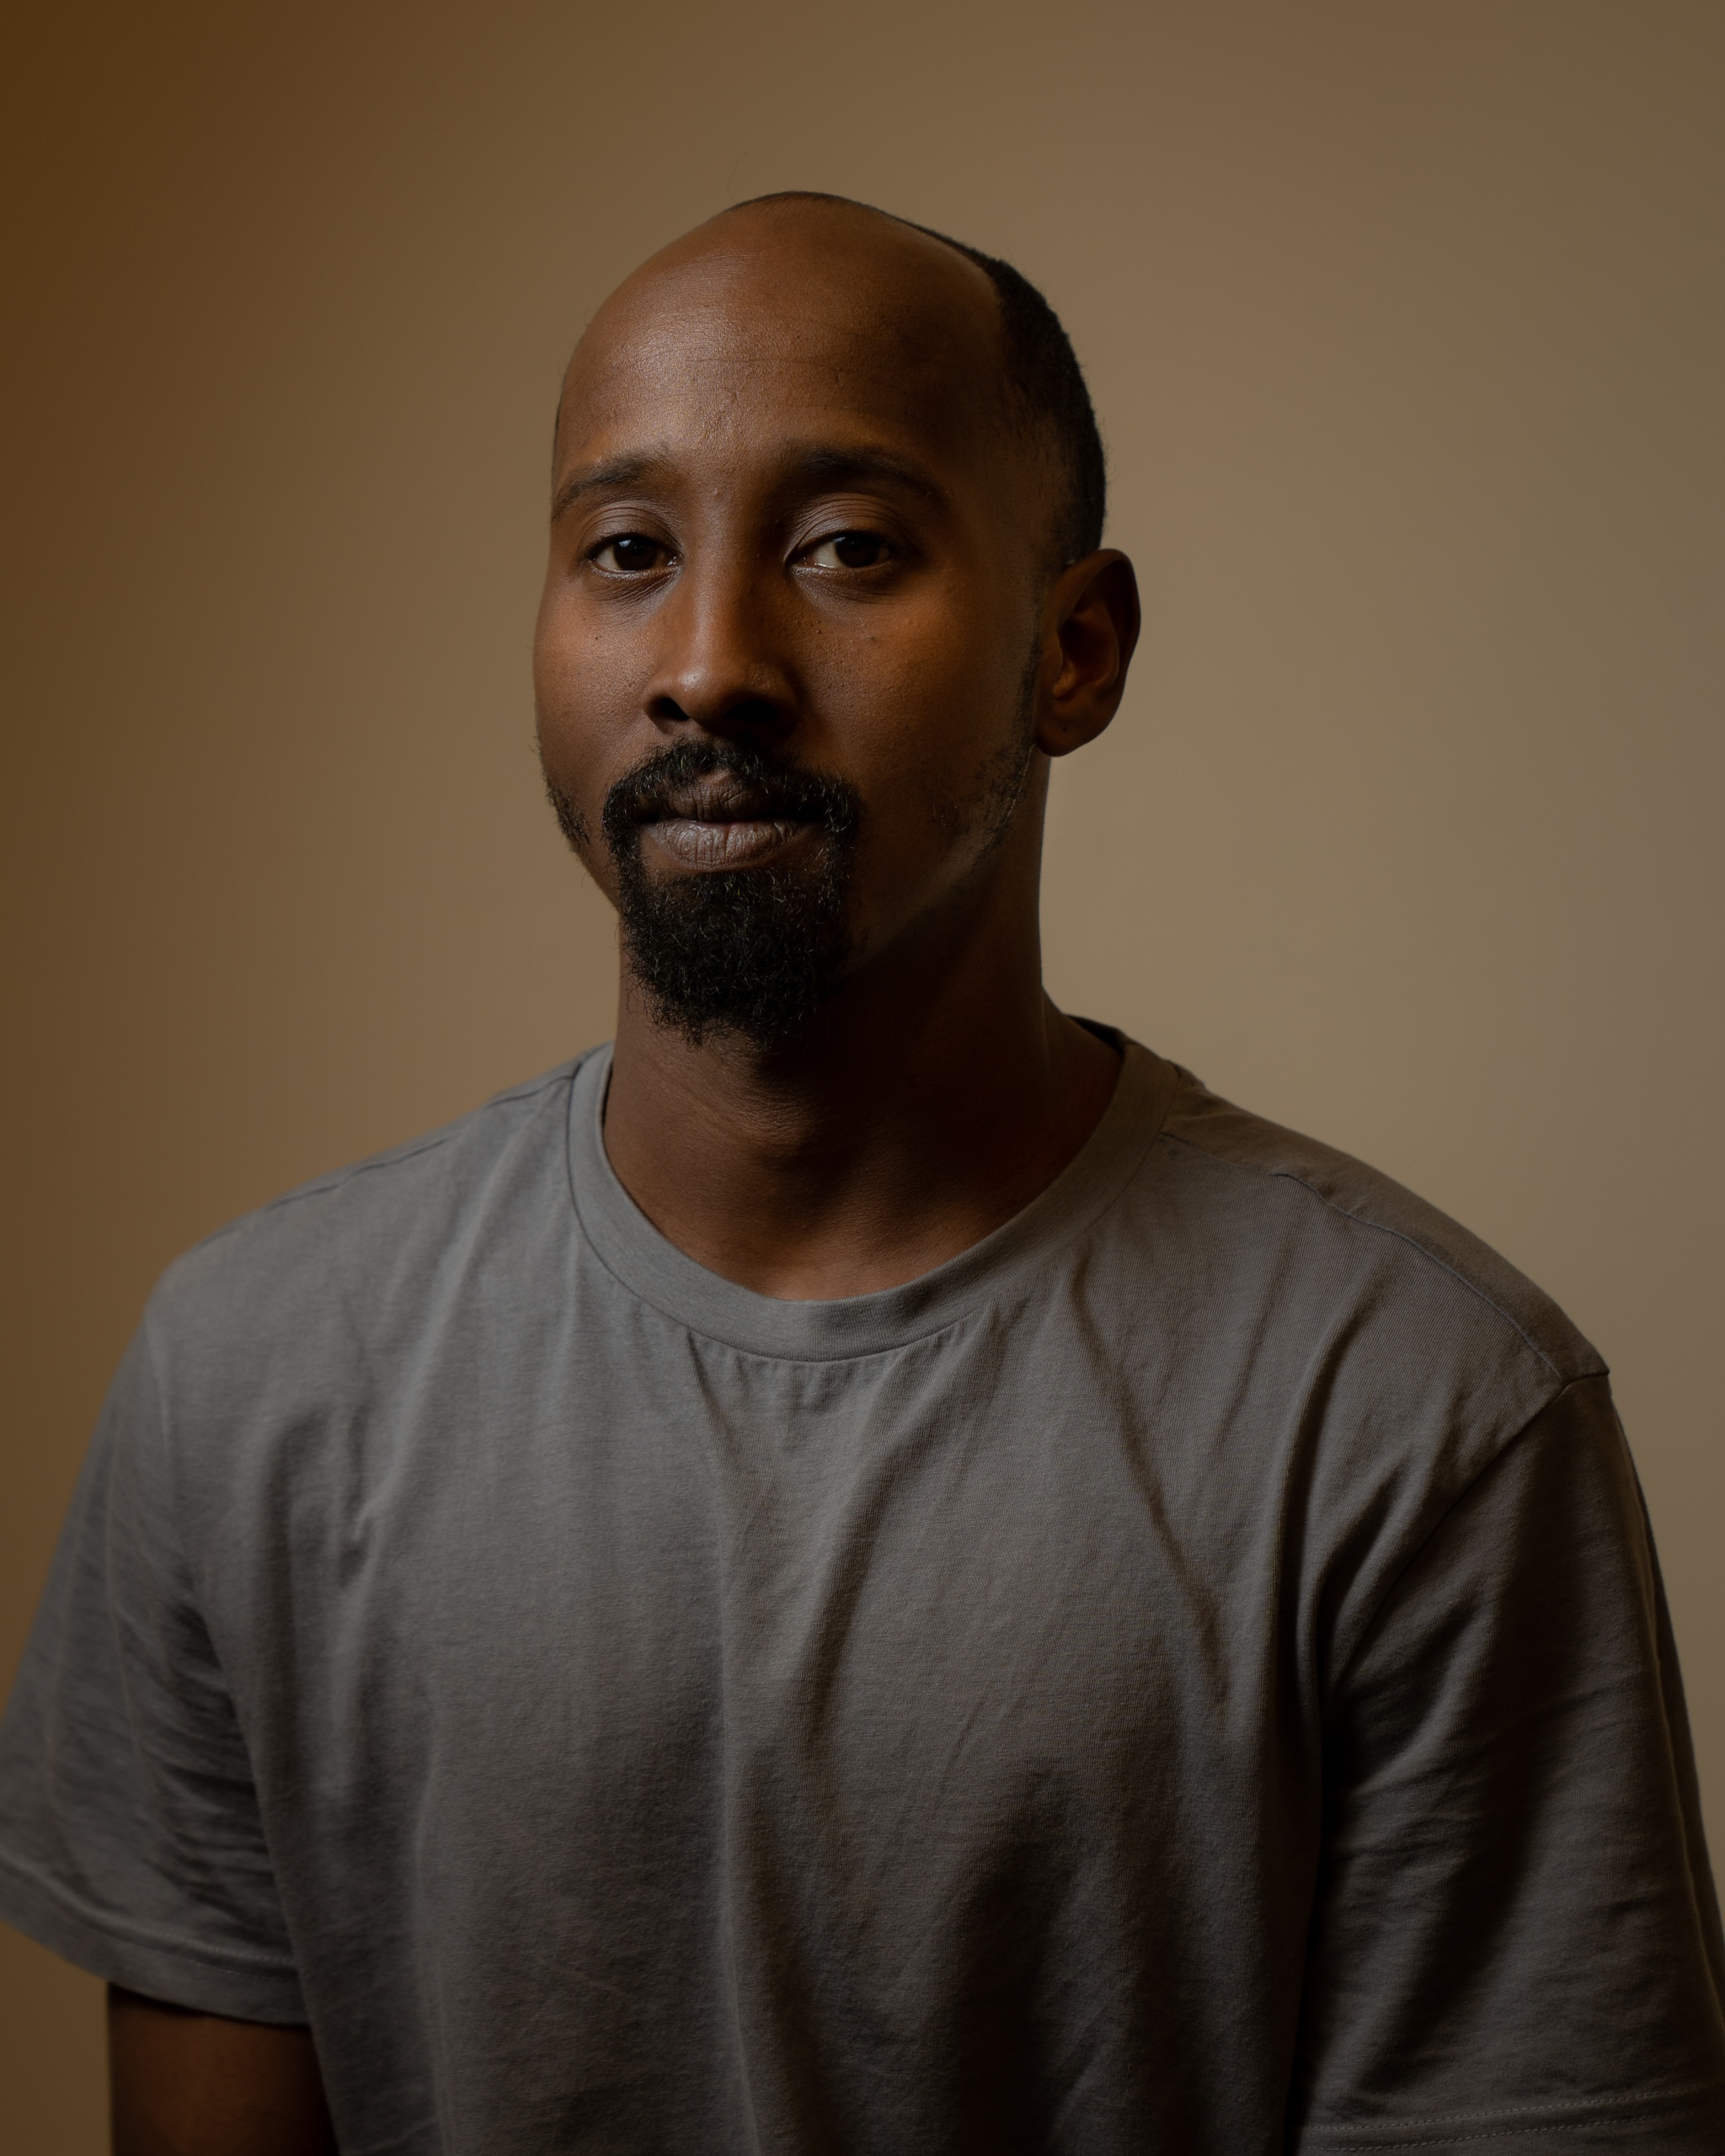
[227,1324,1281,1849]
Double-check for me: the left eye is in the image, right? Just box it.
[591,534,669,573]
[804,531,892,569]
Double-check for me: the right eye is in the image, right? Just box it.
[590,534,671,574]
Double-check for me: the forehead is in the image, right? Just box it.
[555,211,1016,489]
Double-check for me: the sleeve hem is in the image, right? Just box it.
[1298,2079,1725,2151]
[0,1848,308,2025]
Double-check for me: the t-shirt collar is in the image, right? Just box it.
[564,1029,1178,1362]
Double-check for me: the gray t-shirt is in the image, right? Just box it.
[3,1037,1722,2153]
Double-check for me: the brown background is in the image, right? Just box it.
[4,1,1721,2139]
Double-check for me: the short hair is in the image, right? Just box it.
[731,193,1107,567]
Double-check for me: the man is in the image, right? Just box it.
[2,193,1721,2154]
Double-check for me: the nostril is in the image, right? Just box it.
[647,691,790,734]
[720,697,785,728]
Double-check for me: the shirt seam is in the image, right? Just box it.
[1302,2076,1722,2134]
[562,1066,1171,1368]
[1304,2128,1695,2152]
[570,1233,999,1368]
[1300,2099,1717,2150]
[1326,1373,1599,1688]
[183,1064,580,1255]
[0,1843,301,1976]
[1156,1128,1586,1385]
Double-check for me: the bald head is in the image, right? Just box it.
[534,191,1140,1048]
[558,193,1105,571]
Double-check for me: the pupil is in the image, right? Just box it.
[615,537,654,568]
[836,534,879,566]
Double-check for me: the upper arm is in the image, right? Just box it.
[109,1987,335,2156]
[0,1326,306,2020]
[1292,1374,1725,2150]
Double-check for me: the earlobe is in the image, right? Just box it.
[1033,551,1141,759]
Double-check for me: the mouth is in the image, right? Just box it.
[638,776,822,872]
[601,743,861,889]
[645,814,815,870]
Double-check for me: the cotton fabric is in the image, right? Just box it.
[2,1037,1722,2153]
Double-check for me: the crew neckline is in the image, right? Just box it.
[563,1031,1179,1363]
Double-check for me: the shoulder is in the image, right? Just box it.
[1139,1059,1605,1390]
[1117,1054,1615,1663]
[143,1058,588,1376]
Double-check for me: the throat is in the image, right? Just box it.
[601,990,1121,1300]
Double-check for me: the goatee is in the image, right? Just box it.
[547,738,862,1047]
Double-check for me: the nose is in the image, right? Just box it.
[642,559,796,745]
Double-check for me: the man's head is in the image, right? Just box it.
[534,193,1139,1045]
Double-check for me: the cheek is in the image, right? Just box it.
[533,581,598,724]
[532,591,634,795]
[820,601,1028,836]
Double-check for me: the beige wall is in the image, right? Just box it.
[4,2,1721,2138]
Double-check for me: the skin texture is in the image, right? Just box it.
[108,1988,335,2155]
[105,195,1140,2139]
[537,196,1140,1295]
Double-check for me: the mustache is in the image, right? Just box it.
[601,739,862,851]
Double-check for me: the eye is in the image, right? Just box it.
[802,531,894,571]
[590,533,671,574]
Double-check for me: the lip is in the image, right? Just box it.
[654,774,783,819]
[644,815,815,870]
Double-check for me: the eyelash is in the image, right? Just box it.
[584,530,897,575]
[803,531,895,571]
[588,534,672,574]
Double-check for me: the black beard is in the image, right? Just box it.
[553,739,862,1048]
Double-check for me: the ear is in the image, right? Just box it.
[1033,550,1141,758]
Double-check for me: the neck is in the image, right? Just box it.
[601,824,1120,1299]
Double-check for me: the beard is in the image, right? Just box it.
[542,642,1040,1050]
[545,737,863,1047]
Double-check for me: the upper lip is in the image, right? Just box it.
[650,776,803,823]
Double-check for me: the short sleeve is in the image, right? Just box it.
[1293,1373,1725,2151]
[0,1322,306,2021]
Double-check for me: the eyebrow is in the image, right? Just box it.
[786,445,948,505]
[549,442,951,523]
[551,455,663,521]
